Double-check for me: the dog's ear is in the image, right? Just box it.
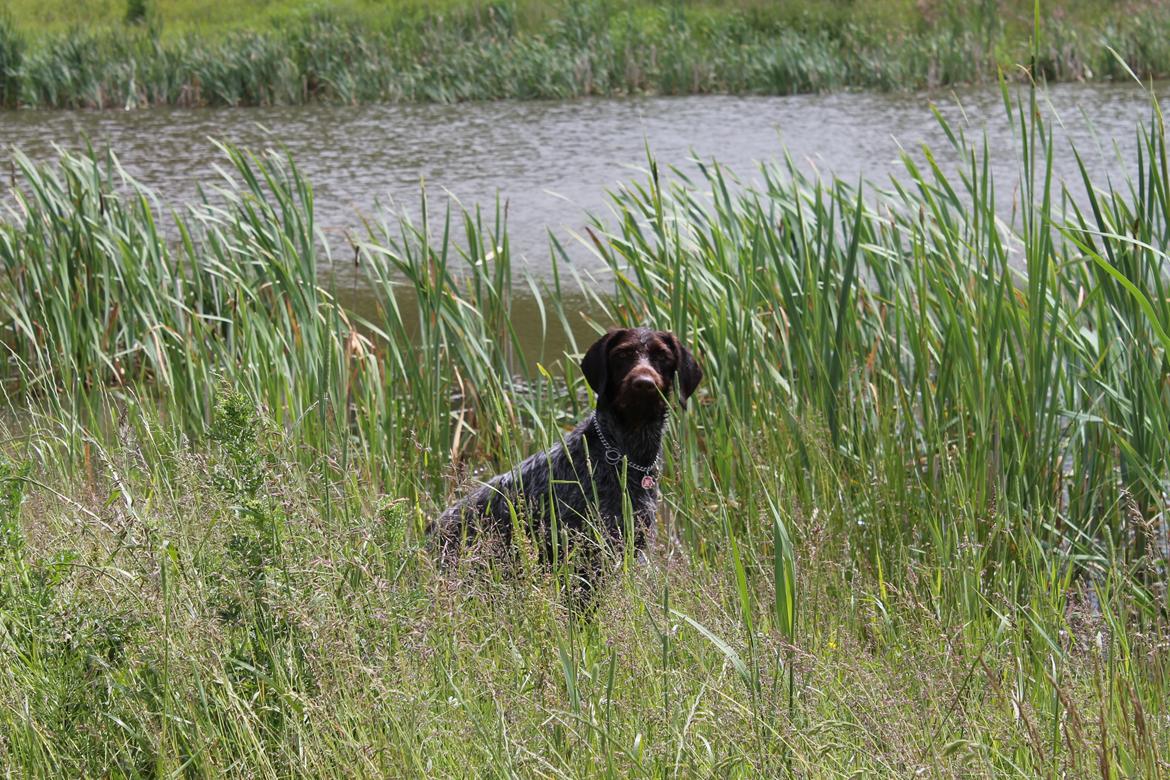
[581,330,618,398]
[668,332,703,408]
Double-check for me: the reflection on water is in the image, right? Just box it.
[1,83,1162,360]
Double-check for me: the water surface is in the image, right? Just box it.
[1,83,1161,354]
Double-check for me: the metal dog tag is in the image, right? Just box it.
[641,475,656,490]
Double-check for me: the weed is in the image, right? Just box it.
[2,2,1170,107]
[1,72,1169,774]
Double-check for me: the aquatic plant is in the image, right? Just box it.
[1,83,1169,774]
[3,2,1170,108]
[0,11,23,107]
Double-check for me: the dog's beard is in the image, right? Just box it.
[611,381,669,421]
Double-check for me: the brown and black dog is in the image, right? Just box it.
[430,327,702,589]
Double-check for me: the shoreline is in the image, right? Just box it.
[2,3,1169,109]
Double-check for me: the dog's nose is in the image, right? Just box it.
[632,375,658,392]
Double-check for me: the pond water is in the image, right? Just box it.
[1,82,1163,354]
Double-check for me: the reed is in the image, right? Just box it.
[1,84,1169,774]
[0,11,22,107]
[3,2,1170,108]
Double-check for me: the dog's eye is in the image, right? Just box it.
[610,345,637,360]
[649,346,674,364]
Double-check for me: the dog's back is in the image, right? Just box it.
[430,416,657,562]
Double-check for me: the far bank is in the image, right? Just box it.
[0,0,1168,109]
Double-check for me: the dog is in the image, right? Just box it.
[430,327,702,588]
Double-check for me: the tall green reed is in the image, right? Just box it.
[5,3,1170,108]
[0,141,577,507]
[0,11,22,108]
[580,86,1168,589]
[4,86,1169,571]
[2,79,1170,777]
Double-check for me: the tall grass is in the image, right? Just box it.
[0,11,23,107]
[2,2,1170,108]
[584,86,1170,574]
[1,87,1169,774]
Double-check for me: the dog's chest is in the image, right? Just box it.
[588,463,658,515]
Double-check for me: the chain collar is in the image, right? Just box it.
[590,413,662,479]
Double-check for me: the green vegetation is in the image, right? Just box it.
[2,80,1170,774]
[0,0,1168,107]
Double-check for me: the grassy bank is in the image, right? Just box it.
[1,1,1170,107]
[1,83,1170,775]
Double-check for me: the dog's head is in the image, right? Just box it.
[580,328,703,419]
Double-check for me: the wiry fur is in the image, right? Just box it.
[430,328,702,588]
